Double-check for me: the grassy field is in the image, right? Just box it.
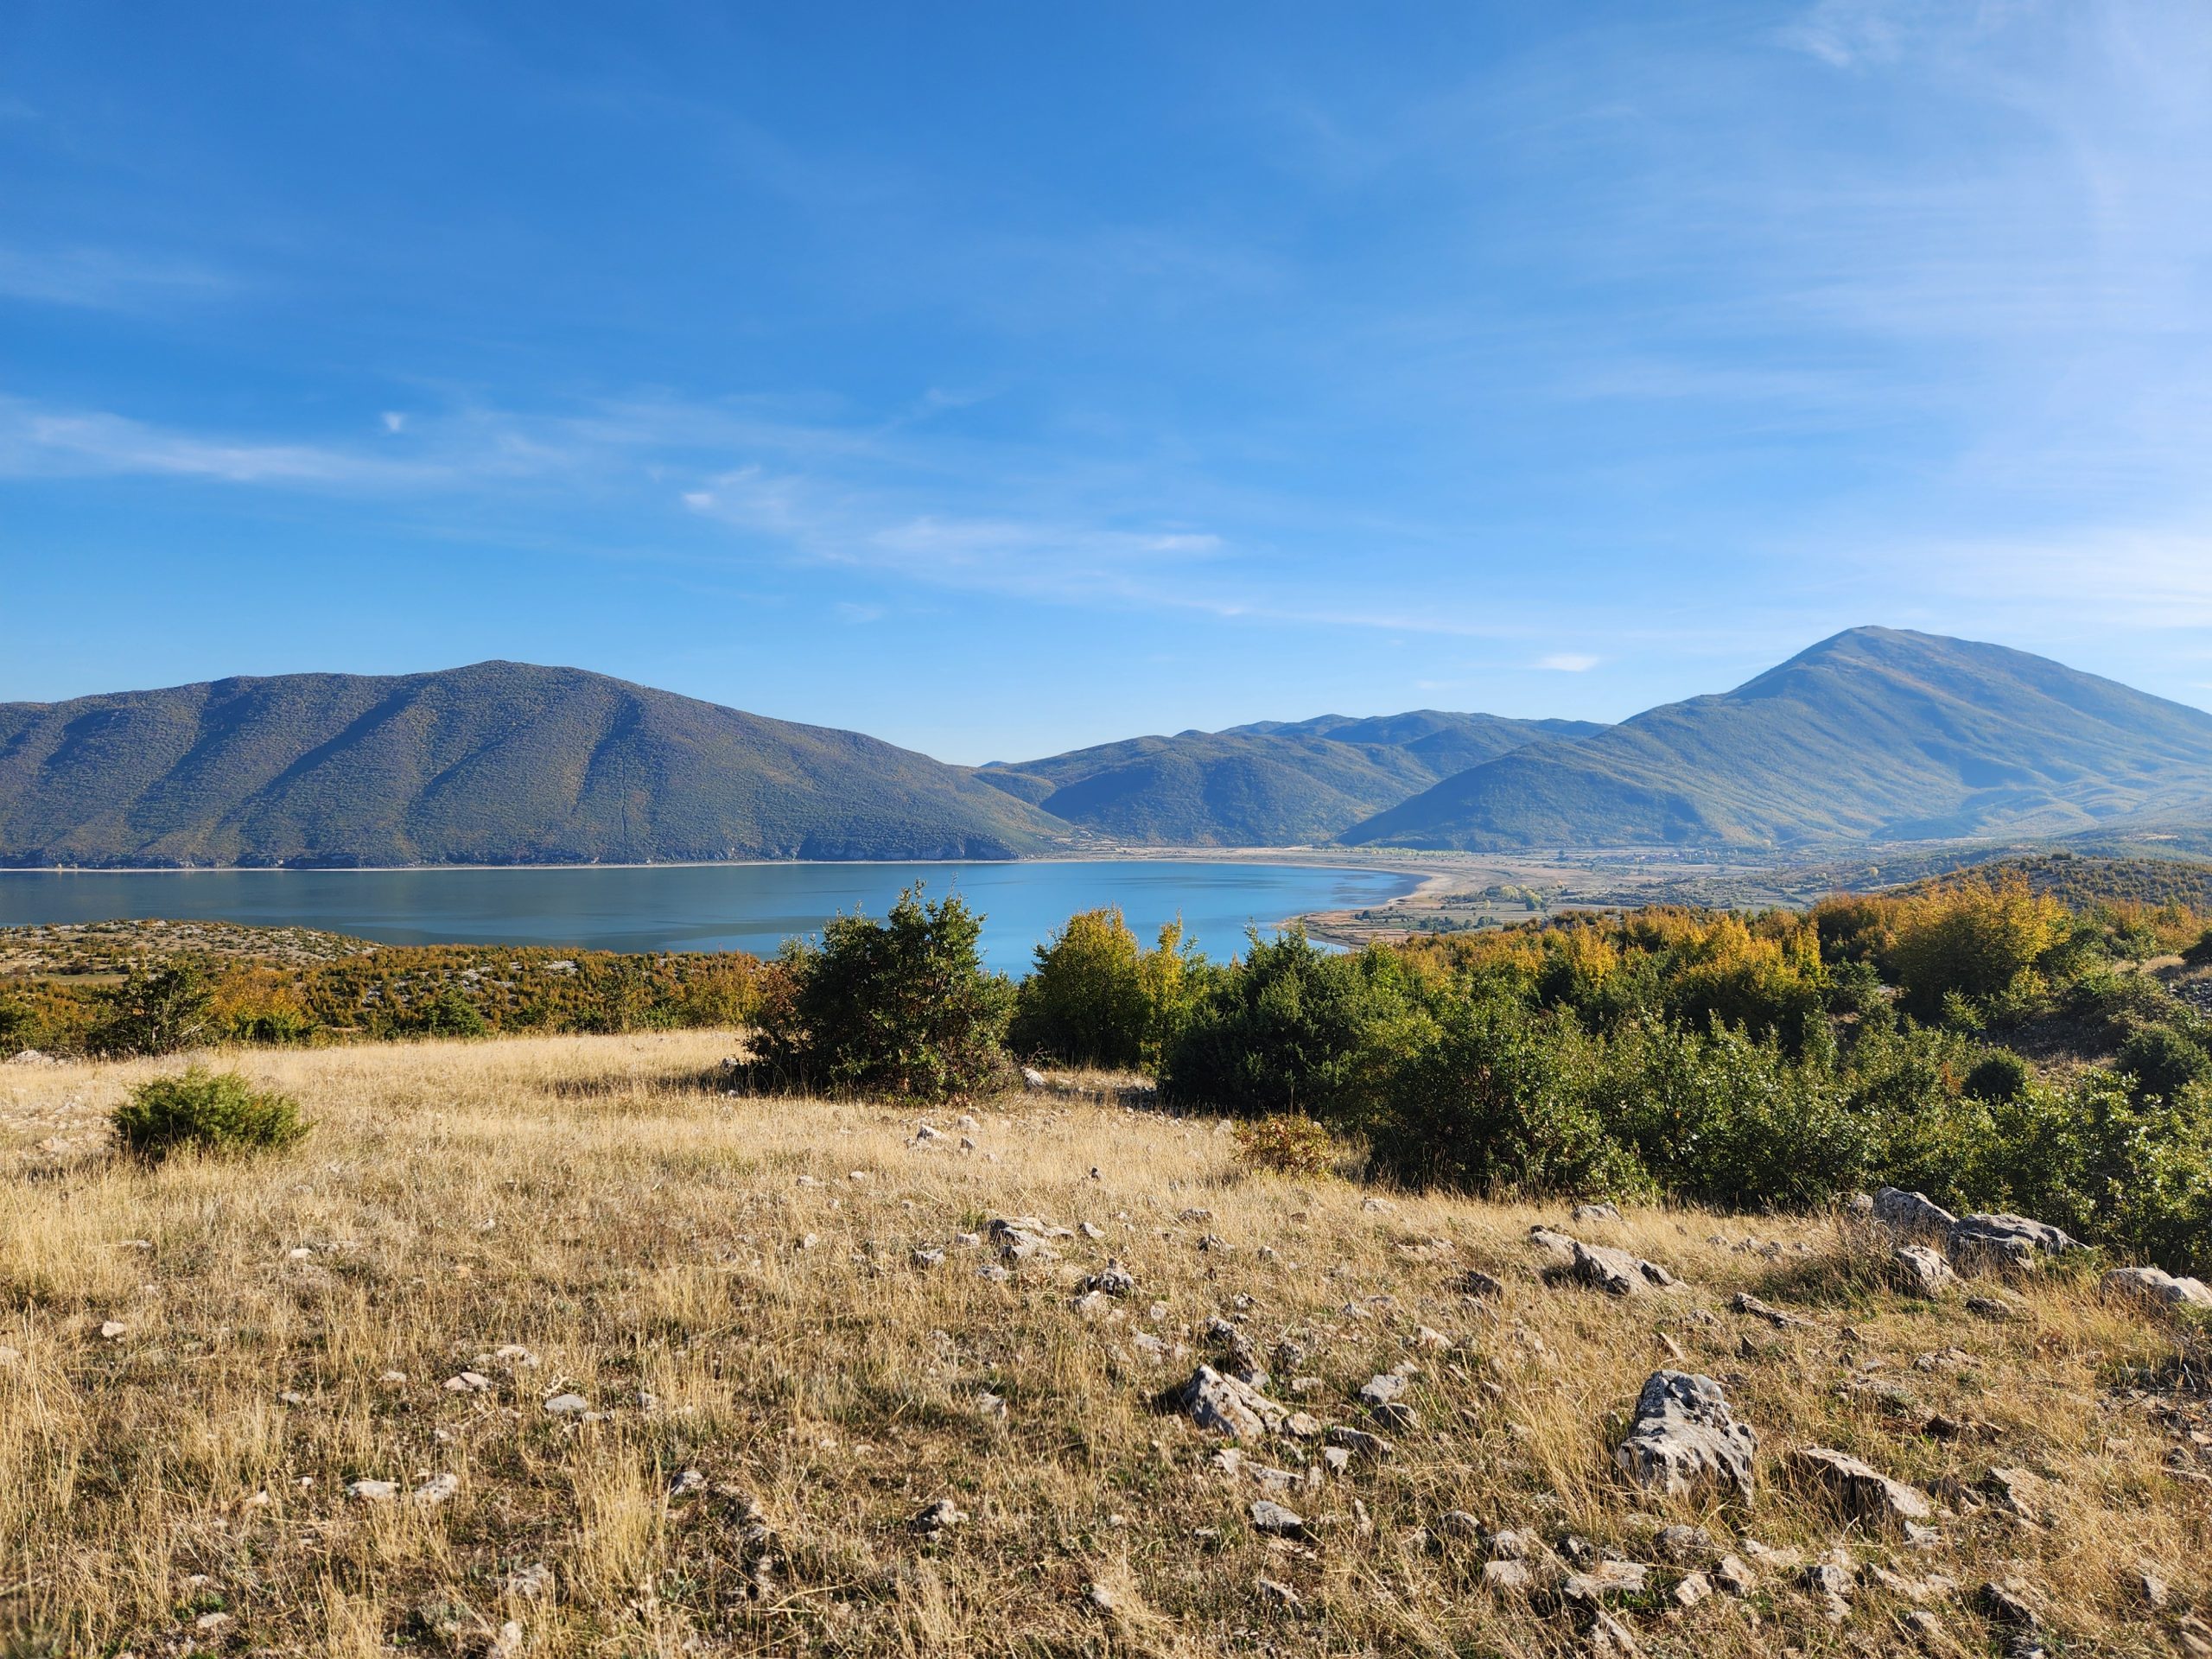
[3,1032,2209,1656]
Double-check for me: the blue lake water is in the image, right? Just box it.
[0,861,1417,970]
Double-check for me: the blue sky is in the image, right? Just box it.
[5,1,2211,763]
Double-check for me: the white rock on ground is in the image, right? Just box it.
[1891,1244,1959,1294]
[1872,1186,1957,1239]
[1613,1370,1757,1502]
[1788,1446,1933,1526]
[1948,1213,2078,1274]
[2104,1265,2212,1311]
[1176,1364,1291,1440]
[1571,1239,1681,1296]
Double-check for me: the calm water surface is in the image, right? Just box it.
[0,861,1416,970]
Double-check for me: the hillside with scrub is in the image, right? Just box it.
[5,873,2212,1651]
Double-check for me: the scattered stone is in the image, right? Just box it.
[1573,1202,1623,1224]
[1732,1291,1812,1330]
[1948,1213,2077,1274]
[1326,1425,1395,1461]
[1966,1294,2025,1323]
[1801,1558,1853,1599]
[911,1246,945,1270]
[912,1497,967,1534]
[1980,1578,2041,1630]
[1586,1605,1642,1656]
[413,1472,460,1505]
[1021,1065,1047,1091]
[487,1622,525,1659]
[1078,1220,1105,1241]
[670,1468,707,1497]
[1455,1268,1507,1299]
[1484,1558,1534,1591]
[1571,1240,1680,1297]
[1657,1523,1716,1565]
[346,1478,398,1501]
[1614,1370,1758,1502]
[1176,1363,1290,1440]
[543,1393,590,1417]
[2105,1266,2212,1312]
[1672,1570,1712,1608]
[989,1216,1061,1262]
[1713,1554,1758,1597]
[2138,1570,2171,1610]
[1086,1580,1122,1616]
[98,1320,127,1341]
[1789,1446,1933,1527]
[1873,1186,1957,1240]
[1249,1498,1305,1536]
[1255,1575,1303,1611]
[1565,1559,1649,1600]
[1891,1245,1959,1295]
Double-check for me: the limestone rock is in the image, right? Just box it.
[912,1497,967,1533]
[1249,1498,1304,1536]
[1571,1240,1680,1297]
[1789,1446,1933,1526]
[1891,1245,1959,1295]
[2104,1265,2212,1312]
[1614,1370,1757,1501]
[1872,1186,1957,1240]
[1948,1213,2077,1274]
[346,1478,398,1501]
[1177,1363,1290,1440]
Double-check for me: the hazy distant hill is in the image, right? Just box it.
[0,663,1062,867]
[982,710,1601,844]
[1344,628,2212,850]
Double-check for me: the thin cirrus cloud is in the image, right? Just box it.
[1538,653,1601,673]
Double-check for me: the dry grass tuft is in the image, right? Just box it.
[2,1031,2208,1655]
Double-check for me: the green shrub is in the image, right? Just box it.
[1360,993,1648,1199]
[228,1005,318,1046]
[1233,1114,1338,1177]
[746,885,1014,1102]
[91,960,216,1057]
[2184,927,2212,967]
[1963,1050,2033,1103]
[0,995,31,1053]
[1159,929,1409,1116]
[395,985,489,1038]
[112,1067,309,1162]
[1010,907,1148,1067]
[2118,1024,2212,1101]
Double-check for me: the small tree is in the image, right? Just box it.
[1010,907,1148,1067]
[113,1067,309,1162]
[92,960,217,1057]
[747,885,1014,1101]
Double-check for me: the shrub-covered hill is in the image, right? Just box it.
[0,662,1064,868]
[1884,851,2212,916]
[3,1033,2209,1655]
[1344,627,2212,850]
[980,710,1600,845]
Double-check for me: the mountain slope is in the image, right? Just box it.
[1344,628,2212,850]
[0,663,1064,867]
[982,711,1600,844]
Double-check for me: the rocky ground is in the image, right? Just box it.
[0,918,378,979]
[1,1032,2208,1656]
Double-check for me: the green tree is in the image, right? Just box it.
[92,960,217,1057]
[1010,907,1148,1066]
[747,885,1014,1102]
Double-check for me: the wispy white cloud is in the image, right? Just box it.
[1538,652,1601,672]
[0,245,236,311]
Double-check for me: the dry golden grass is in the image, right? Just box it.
[2,1032,2208,1656]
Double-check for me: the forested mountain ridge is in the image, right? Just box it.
[0,663,1064,867]
[979,710,1602,844]
[1343,627,2212,850]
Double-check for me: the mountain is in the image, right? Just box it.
[980,710,1602,844]
[0,663,1064,867]
[1344,627,2212,850]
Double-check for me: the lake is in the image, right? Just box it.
[0,861,1418,970]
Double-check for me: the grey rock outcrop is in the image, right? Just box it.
[1572,1240,1681,1297]
[1788,1446,1932,1527]
[1177,1364,1291,1440]
[1614,1370,1757,1502]
[2103,1266,2212,1312]
[1872,1187,1956,1240]
[1891,1245,1959,1295]
[1948,1213,2078,1274]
